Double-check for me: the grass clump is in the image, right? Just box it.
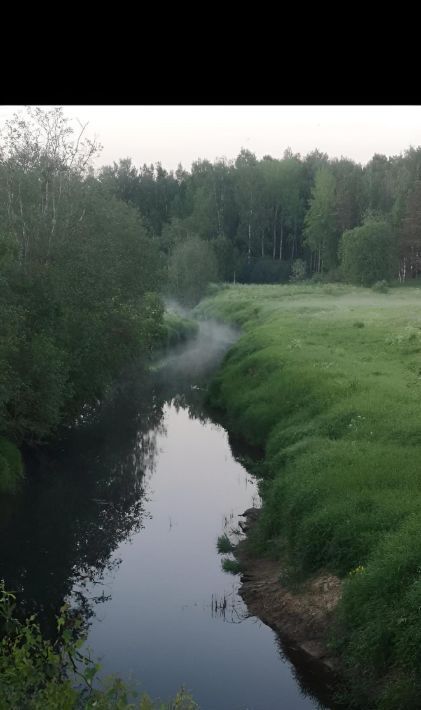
[217,533,235,553]
[160,312,198,349]
[200,281,421,707]
[221,558,243,575]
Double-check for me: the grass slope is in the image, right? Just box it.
[197,282,421,708]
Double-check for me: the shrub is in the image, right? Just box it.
[289,259,307,282]
[311,272,324,283]
[0,582,198,709]
[236,257,292,284]
[372,280,389,293]
[339,218,398,286]
[168,237,218,306]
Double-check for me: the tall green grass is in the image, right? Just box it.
[198,282,421,707]
[160,312,199,349]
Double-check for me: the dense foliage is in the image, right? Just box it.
[0,108,163,449]
[4,106,421,707]
[0,582,197,709]
[167,237,217,306]
[98,145,421,293]
[340,218,397,285]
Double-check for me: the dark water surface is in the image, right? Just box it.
[0,323,332,710]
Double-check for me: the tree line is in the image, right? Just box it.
[99,143,421,298]
[3,106,421,448]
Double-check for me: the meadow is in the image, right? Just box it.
[197,282,421,708]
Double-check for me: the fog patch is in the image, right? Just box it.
[158,317,239,380]
[164,298,194,319]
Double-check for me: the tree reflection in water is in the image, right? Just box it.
[0,364,166,638]
[0,322,238,641]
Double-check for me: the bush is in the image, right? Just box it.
[372,280,389,293]
[289,259,307,282]
[236,257,292,284]
[160,312,198,349]
[339,218,398,286]
[168,237,218,306]
[311,272,324,283]
[0,582,198,709]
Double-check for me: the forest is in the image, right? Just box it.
[2,106,421,455]
[99,136,421,290]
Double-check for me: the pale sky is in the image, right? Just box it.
[1,105,421,172]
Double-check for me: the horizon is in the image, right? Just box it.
[1,105,420,172]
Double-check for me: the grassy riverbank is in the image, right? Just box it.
[160,311,199,349]
[198,282,421,708]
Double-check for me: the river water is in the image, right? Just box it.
[0,322,332,709]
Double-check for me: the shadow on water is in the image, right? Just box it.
[0,365,163,636]
[0,320,239,635]
[0,319,345,708]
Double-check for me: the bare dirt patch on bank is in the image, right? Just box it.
[237,510,342,673]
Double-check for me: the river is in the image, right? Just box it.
[0,321,334,709]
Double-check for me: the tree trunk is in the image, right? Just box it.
[291,218,297,261]
[220,185,224,236]
[18,185,28,267]
[279,218,283,260]
[272,204,278,260]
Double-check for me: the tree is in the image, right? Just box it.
[339,217,397,286]
[363,154,395,216]
[234,149,263,262]
[99,158,140,206]
[168,237,218,306]
[331,158,366,234]
[0,107,163,443]
[304,166,337,272]
[212,235,235,281]
[0,106,101,269]
[399,180,421,280]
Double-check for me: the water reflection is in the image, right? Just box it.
[0,322,337,708]
[0,366,163,634]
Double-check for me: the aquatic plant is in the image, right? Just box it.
[216,534,235,554]
[221,558,243,575]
